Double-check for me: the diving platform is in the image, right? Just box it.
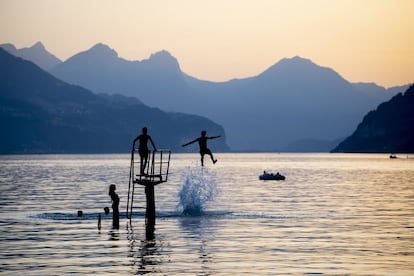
[126,149,171,239]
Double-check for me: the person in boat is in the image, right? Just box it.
[263,171,272,176]
[108,184,120,229]
[182,130,220,166]
[132,127,157,175]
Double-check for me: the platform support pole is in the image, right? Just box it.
[145,183,156,240]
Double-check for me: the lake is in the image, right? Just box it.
[0,153,413,275]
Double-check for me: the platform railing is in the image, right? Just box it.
[126,149,171,219]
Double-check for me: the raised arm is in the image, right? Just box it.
[208,135,221,140]
[182,138,198,147]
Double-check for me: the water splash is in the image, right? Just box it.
[177,167,219,216]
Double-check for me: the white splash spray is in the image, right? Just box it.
[177,167,219,215]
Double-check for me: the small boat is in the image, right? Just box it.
[259,171,285,181]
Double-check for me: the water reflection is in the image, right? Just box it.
[127,221,165,274]
[108,229,120,241]
[179,216,216,275]
[1,154,413,275]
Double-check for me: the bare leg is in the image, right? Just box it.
[140,155,144,174]
[140,154,148,175]
[210,153,217,164]
[143,155,149,174]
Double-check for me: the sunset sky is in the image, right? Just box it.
[1,0,413,87]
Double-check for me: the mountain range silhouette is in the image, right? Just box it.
[1,42,410,152]
[0,48,229,154]
[332,84,414,153]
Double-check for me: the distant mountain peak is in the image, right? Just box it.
[87,43,118,58]
[146,49,180,71]
[0,43,17,53]
[149,49,174,60]
[257,55,318,78]
[257,55,346,85]
[0,41,61,70]
[277,55,318,68]
[31,41,46,50]
[62,43,119,66]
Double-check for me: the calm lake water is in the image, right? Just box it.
[0,153,413,275]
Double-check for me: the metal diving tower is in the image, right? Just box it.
[126,149,171,239]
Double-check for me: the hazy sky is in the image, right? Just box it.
[1,0,413,87]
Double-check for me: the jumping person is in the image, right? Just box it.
[182,130,220,166]
[108,184,120,229]
[133,127,157,175]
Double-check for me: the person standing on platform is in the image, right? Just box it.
[133,127,157,175]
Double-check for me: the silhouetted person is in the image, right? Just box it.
[182,130,220,166]
[133,127,157,175]
[109,184,120,229]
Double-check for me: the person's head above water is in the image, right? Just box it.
[201,130,206,137]
[142,127,148,134]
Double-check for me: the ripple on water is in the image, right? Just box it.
[0,153,413,275]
